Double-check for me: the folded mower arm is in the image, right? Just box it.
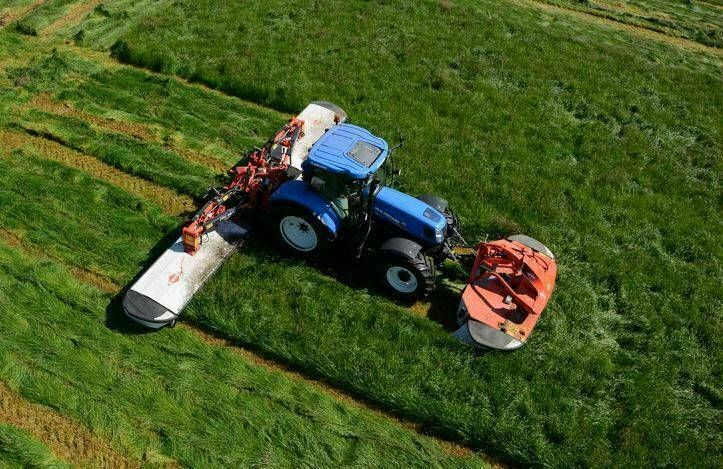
[182,118,304,254]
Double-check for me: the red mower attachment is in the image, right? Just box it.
[182,118,304,254]
[454,235,557,350]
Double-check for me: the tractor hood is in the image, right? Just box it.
[373,187,447,246]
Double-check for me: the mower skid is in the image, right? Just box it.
[123,221,249,328]
[453,319,525,350]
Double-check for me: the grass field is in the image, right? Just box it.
[0,26,483,468]
[0,0,721,467]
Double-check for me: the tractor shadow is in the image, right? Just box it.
[307,243,469,334]
[107,220,471,335]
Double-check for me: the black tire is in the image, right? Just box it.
[456,300,470,327]
[377,252,436,299]
[271,204,332,258]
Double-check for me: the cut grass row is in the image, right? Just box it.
[0,422,68,469]
[3,9,722,465]
[0,381,134,467]
[0,151,481,467]
[530,0,722,48]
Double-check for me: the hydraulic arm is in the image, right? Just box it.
[182,118,304,254]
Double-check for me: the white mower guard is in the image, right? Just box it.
[123,221,249,328]
[123,102,346,328]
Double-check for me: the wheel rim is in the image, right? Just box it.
[280,216,318,252]
[385,266,418,294]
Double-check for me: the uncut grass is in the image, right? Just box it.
[65,0,723,467]
[0,156,480,468]
[0,423,68,469]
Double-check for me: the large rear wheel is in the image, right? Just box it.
[377,253,435,299]
[272,205,331,258]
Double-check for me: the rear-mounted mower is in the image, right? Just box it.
[123,102,557,349]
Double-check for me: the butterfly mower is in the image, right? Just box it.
[123,102,557,350]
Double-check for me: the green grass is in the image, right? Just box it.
[0,153,480,468]
[12,0,79,35]
[0,423,68,469]
[0,33,484,468]
[55,0,723,466]
[536,0,722,47]
[0,0,720,466]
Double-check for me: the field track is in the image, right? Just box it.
[0,0,45,27]
[519,0,722,56]
[0,382,141,467]
[41,0,100,36]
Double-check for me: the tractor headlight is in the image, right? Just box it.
[435,227,444,241]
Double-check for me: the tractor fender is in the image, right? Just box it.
[416,194,449,214]
[379,237,423,260]
[269,180,342,237]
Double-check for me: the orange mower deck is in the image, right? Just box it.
[454,235,557,350]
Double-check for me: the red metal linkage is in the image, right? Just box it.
[182,118,304,254]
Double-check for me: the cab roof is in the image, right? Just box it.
[305,124,389,179]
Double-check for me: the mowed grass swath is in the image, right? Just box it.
[530,0,723,48]
[1,0,720,467]
[0,35,485,467]
[0,423,68,469]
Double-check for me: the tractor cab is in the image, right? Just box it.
[301,124,447,249]
[304,123,390,179]
[301,124,389,219]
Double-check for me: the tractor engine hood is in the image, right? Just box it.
[372,187,447,246]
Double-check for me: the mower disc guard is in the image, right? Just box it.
[123,221,249,328]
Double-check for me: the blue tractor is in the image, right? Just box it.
[124,102,557,351]
[124,102,465,329]
[266,104,462,298]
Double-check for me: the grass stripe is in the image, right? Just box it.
[25,92,231,173]
[0,0,46,28]
[0,239,482,467]
[515,0,722,56]
[41,0,99,36]
[0,422,69,469]
[0,128,194,216]
[0,204,483,462]
[0,382,140,467]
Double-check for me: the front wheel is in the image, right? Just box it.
[377,253,436,300]
[272,205,331,258]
